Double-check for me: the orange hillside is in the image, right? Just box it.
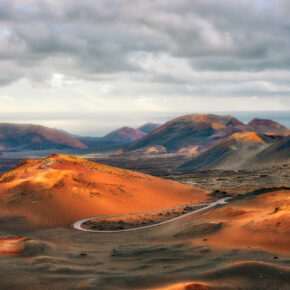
[191,189,290,254]
[0,154,210,226]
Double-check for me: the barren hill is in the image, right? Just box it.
[126,114,247,153]
[0,123,87,151]
[102,126,147,144]
[0,154,209,226]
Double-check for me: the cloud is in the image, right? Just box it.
[0,0,289,118]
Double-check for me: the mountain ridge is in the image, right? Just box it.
[0,123,87,151]
[126,114,249,153]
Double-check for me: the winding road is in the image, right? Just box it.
[73,197,232,233]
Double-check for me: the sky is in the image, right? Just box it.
[0,0,290,136]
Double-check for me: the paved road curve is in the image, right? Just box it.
[72,197,232,233]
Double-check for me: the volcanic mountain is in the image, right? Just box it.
[177,132,266,171]
[126,114,247,153]
[102,126,147,144]
[0,154,209,226]
[0,123,87,151]
[247,118,290,136]
[138,122,161,134]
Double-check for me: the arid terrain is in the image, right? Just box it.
[0,112,289,290]
[165,164,290,195]
[0,153,289,289]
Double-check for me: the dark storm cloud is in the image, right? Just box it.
[0,0,290,96]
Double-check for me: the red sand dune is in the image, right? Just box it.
[192,190,290,254]
[0,154,210,226]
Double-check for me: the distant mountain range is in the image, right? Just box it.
[126,114,289,152]
[0,115,289,171]
[124,114,289,171]
[0,122,161,152]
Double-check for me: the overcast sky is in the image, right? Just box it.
[0,0,290,135]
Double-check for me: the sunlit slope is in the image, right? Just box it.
[190,189,290,254]
[0,154,209,226]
